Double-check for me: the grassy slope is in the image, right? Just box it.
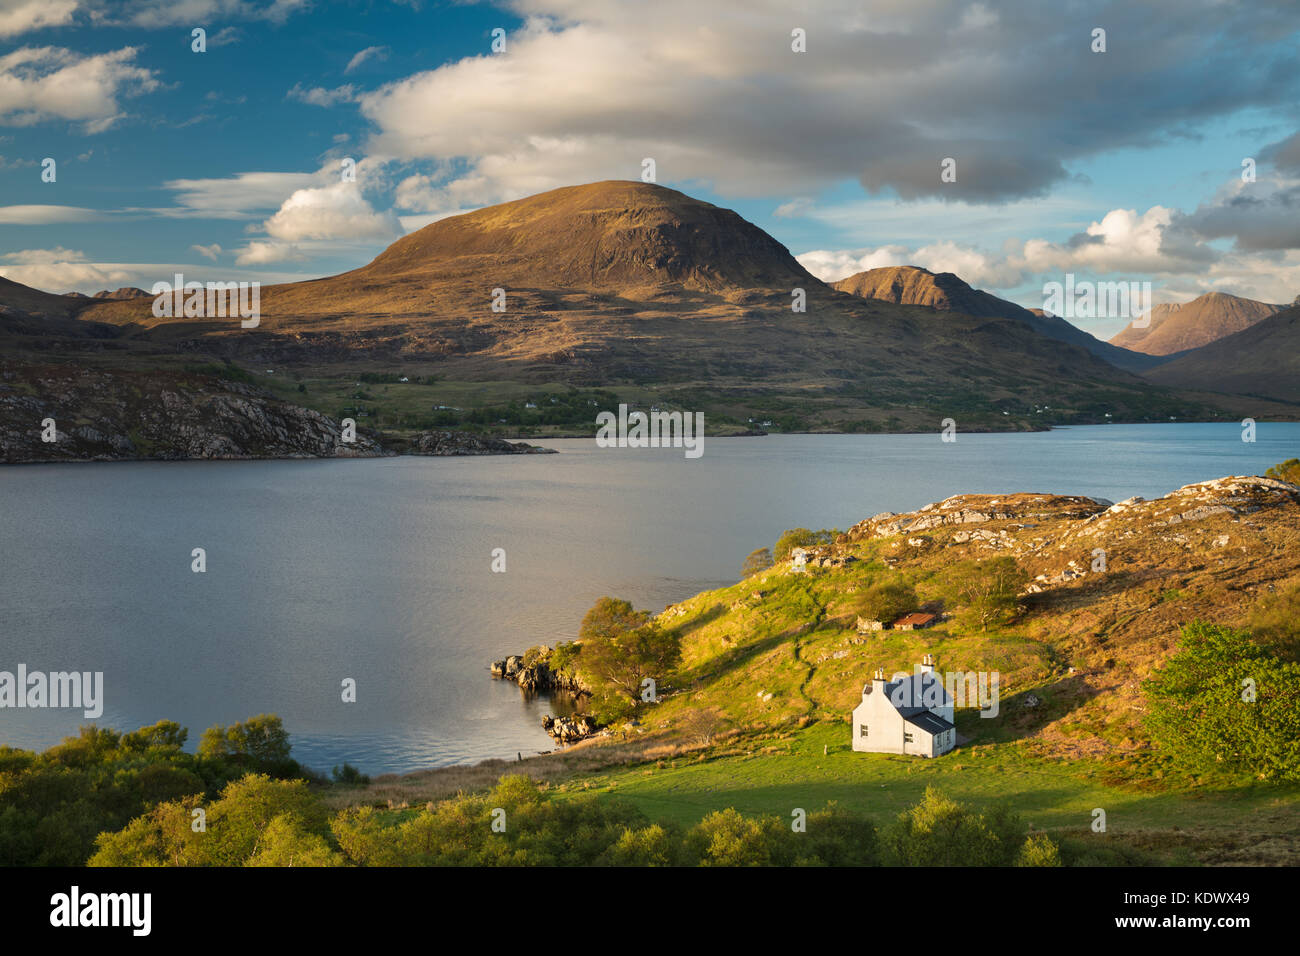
[355,478,1300,864]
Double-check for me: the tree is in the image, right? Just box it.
[944,557,1028,630]
[741,547,774,578]
[578,597,650,645]
[197,714,298,776]
[577,611,682,722]
[1265,457,1300,484]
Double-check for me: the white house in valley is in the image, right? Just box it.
[851,654,956,758]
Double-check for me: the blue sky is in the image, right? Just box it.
[2,0,1299,340]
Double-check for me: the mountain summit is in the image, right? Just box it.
[832,265,1161,371]
[1109,291,1283,356]
[360,181,817,295]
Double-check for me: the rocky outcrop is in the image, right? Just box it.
[841,493,1112,542]
[490,646,587,696]
[541,714,598,743]
[409,431,555,456]
[0,363,385,463]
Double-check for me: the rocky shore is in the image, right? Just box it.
[490,647,596,743]
[0,363,554,463]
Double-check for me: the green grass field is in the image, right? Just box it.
[546,722,1300,863]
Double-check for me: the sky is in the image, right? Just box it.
[1,0,1299,340]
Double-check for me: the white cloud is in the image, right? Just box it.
[287,82,358,107]
[93,0,307,28]
[0,45,158,133]
[233,240,305,265]
[0,0,78,38]
[161,170,322,219]
[345,45,387,74]
[191,243,222,260]
[263,181,402,241]
[0,204,102,223]
[1,245,86,262]
[357,1,1300,213]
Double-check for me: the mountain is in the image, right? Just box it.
[832,265,1163,371]
[1109,291,1284,356]
[1142,304,1300,403]
[25,182,1241,432]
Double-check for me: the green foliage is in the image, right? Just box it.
[549,641,581,677]
[1144,621,1300,782]
[0,716,303,866]
[331,763,370,785]
[886,786,1034,866]
[850,576,919,622]
[575,597,681,722]
[941,557,1028,630]
[1016,832,1063,866]
[742,547,774,578]
[1248,582,1300,662]
[773,528,835,562]
[89,774,337,867]
[197,714,299,778]
[1265,457,1300,484]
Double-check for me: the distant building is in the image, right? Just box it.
[852,655,956,758]
[856,616,885,633]
[891,612,938,631]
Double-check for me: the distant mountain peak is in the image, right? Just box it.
[1109,290,1283,356]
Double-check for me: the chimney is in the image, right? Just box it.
[872,668,886,683]
[920,653,935,674]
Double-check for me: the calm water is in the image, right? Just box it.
[1,422,1295,775]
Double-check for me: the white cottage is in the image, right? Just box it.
[851,654,956,758]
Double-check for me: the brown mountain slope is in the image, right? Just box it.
[833,265,1162,371]
[1109,291,1284,356]
[1142,304,1300,403]
[57,182,1227,430]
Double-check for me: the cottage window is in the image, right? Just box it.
[859,724,868,738]
[903,732,914,744]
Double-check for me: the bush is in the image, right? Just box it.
[1265,457,1300,484]
[773,528,835,562]
[1144,621,1300,782]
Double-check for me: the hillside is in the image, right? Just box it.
[48,182,1219,434]
[1110,291,1285,356]
[1142,304,1300,403]
[365,471,1300,864]
[833,265,1162,371]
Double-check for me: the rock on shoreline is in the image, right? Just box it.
[491,647,595,743]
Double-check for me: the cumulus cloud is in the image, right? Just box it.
[357,0,1300,213]
[263,181,402,241]
[0,0,78,37]
[0,46,159,133]
[233,240,305,265]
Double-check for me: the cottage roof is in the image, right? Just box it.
[904,711,955,735]
[892,612,937,628]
